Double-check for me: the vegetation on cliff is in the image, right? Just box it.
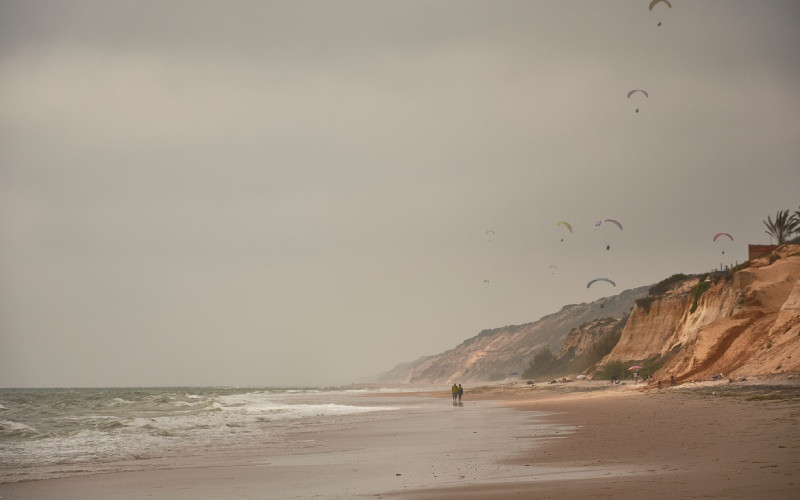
[522,316,627,379]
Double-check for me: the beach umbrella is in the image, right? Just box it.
[575,374,588,380]
[628,365,643,371]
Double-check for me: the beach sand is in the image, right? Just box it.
[396,380,800,499]
[1,380,798,499]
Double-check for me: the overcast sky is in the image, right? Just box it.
[1,1,798,387]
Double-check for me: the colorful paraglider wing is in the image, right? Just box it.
[556,221,573,233]
[595,219,623,230]
[627,89,649,98]
[649,0,672,11]
[713,232,734,242]
[587,278,616,288]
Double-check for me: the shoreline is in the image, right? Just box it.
[1,380,798,499]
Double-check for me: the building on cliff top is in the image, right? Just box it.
[748,244,779,261]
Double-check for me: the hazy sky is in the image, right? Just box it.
[2,1,799,387]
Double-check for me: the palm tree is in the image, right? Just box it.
[791,206,800,243]
[763,209,799,244]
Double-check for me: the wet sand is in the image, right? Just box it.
[1,380,798,499]
[396,380,800,499]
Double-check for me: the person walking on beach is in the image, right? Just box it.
[457,384,463,403]
[451,384,458,403]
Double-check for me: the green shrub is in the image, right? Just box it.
[689,280,712,314]
[521,347,557,378]
[730,261,750,273]
[595,360,628,380]
[635,296,656,313]
[640,355,666,377]
[649,274,689,296]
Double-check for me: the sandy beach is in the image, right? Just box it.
[1,380,798,499]
[397,380,800,499]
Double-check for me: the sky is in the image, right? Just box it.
[1,1,799,388]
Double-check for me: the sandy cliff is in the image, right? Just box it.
[604,245,800,382]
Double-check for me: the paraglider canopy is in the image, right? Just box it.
[557,220,573,242]
[627,89,649,99]
[594,219,623,231]
[649,0,672,11]
[587,278,616,288]
[713,232,733,242]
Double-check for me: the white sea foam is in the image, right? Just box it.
[0,387,402,483]
[0,419,39,436]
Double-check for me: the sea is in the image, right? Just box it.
[0,386,413,484]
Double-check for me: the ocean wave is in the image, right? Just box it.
[0,419,39,437]
[0,387,404,483]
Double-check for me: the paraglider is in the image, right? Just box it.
[557,220,573,241]
[485,229,495,242]
[649,0,671,26]
[587,278,616,288]
[595,219,623,250]
[627,89,648,112]
[549,265,558,275]
[713,232,733,255]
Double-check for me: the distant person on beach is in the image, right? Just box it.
[457,384,463,403]
[451,384,458,403]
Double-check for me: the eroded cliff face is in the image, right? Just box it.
[604,245,800,382]
[377,286,648,384]
[557,317,621,360]
[609,278,697,362]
